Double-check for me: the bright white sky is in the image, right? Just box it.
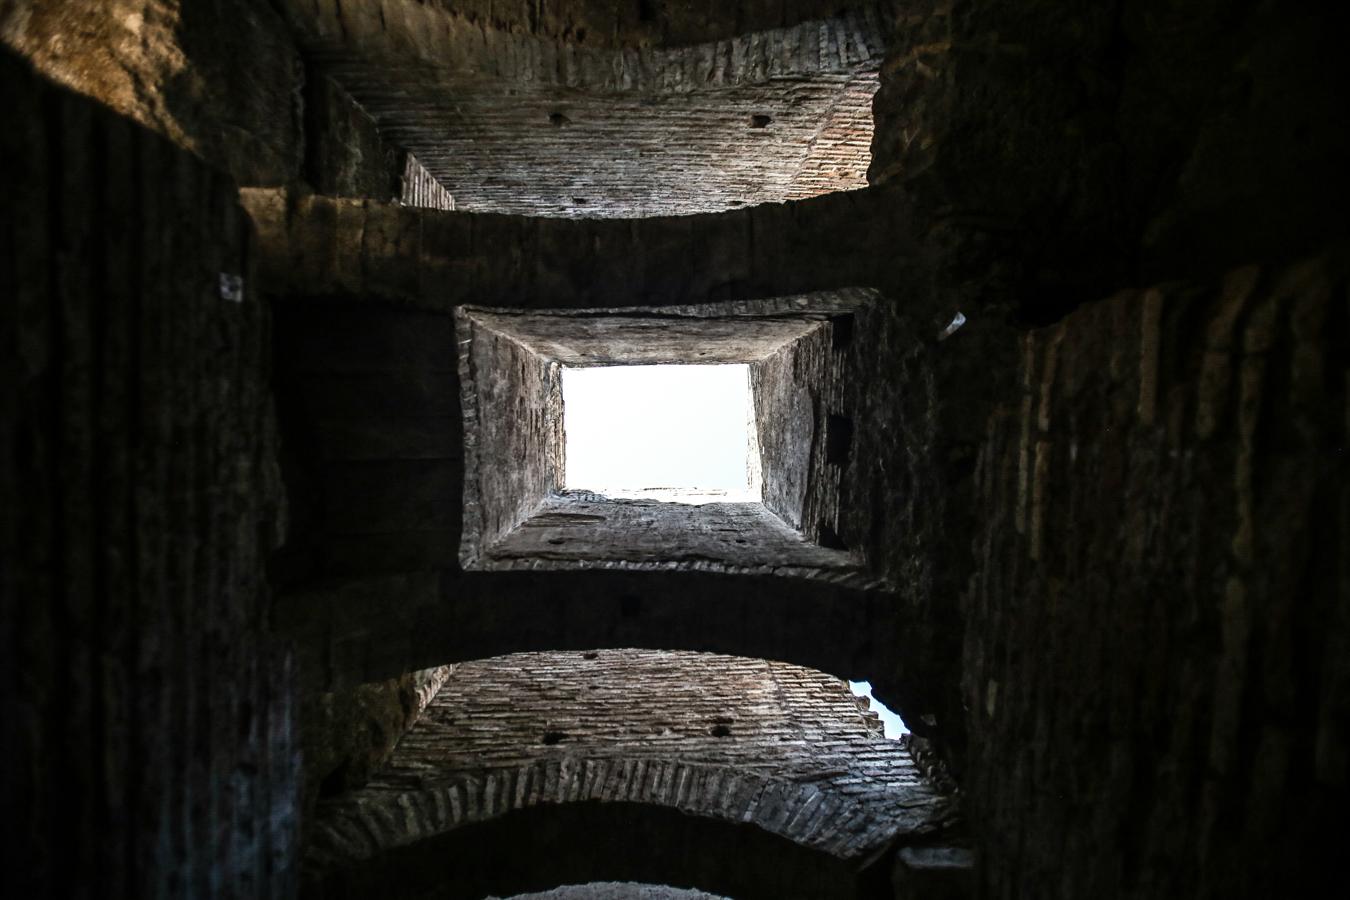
[563,364,757,500]
[849,681,910,738]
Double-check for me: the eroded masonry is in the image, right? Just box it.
[3,2,1349,899]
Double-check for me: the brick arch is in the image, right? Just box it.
[304,757,930,900]
[302,651,959,897]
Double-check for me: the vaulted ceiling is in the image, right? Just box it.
[280,0,891,216]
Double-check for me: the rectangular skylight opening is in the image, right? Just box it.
[562,364,761,504]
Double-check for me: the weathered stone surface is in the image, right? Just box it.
[753,316,852,547]
[459,314,565,562]
[259,200,974,767]
[303,650,959,894]
[279,0,887,216]
[461,289,873,365]
[240,187,930,316]
[9,4,1344,898]
[277,568,905,698]
[1,0,306,187]
[962,249,1350,898]
[0,53,295,897]
[300,666,452,836]
[303,68,402,199]
[455,291,881,580]
[491,886,728,900]
[483,493,862,582]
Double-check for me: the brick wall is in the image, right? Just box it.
[1,53,296,897]
[279,0,888,216]
[963,250,1350,897]
[304,68,402,199]
[304,650,959,896]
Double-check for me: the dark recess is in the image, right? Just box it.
[825,414,853,467]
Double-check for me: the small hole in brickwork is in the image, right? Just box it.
[710,724,732,738]
[818,521,848,550]
[572,197,589,206]
[583,651,599,660]
[735,538,747,544]
[542,730,566,745]
[549,112,571,127]
[548,537,566,545]
[825,414,853,467]
[750,114,772,128]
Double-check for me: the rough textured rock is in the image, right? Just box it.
[299,665,452,837]
[0,52,295,897]
[752,318,851,547]
[277,564,906,700]
[256,197,979,765]
[483,493,861,581]
[459,315,565,561]
[456,291,876,578]
[8,3,1345,897]
[1,0,306,187]
[304,650,959,896]
[303,68,401,199]
[459,290,870,365]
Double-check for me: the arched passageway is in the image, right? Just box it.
[305,801,891,900]
[303,650,959,898]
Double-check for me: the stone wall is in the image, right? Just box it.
[244,4,1350,894]
[270,303,463,582]
[963,249,1350,897]
[240,187,929,315]
[481,493,861,582]
[304,650,959,896]
[279,0,888,216]
[250,188,977,763]
[0,53,296,897]
[0,0,438,201]
[459,314,564,564]
[752,320,850,548]
[300,666,452,838]
[1,0,306,187]
[304,68,401,199]
[401,152,455,210]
